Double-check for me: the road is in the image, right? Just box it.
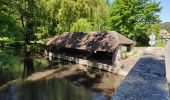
[165,40,170,98]
[112,47,169,100]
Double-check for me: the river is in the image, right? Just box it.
[0,47,109,100]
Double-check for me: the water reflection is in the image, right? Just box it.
[23,50,34,78]
[0,47,48,85]
[0,78,93,100]
[0,47,109,100]
[0,49,23,86]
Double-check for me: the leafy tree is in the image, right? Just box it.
[89,0,109,31]
[16,0,46,44]
[58,0,80,32]
[0,0,61,42]
[70,18,92,32]
[16,0,61,43]
[1,0,109,41]
[36,0,61,37]
[0,0,22,40]
[58,0,109,32]
[109,0,161,45]
[0,0,162,46]
[147,24,160,37]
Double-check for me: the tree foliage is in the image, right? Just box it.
[0,0,61,42]
[160,22,170,33]
[58,0,109,32]
[71,18,92,32]
[0,0,163,45]
[109,0,161,44]
[0,0,21,40]
[147,24,160,37]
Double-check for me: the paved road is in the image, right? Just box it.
[165,40,170,98]
[112,47,169,100]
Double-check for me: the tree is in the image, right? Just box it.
[147,24,160,37]
[1,0,109,42]
[17,0,51,43]
[58,0,109,32]
[16,0,36,44]
[70,18,92,32]
[0,0,22,40]
[110,0,161,45]
[37,0,61,37]
[16,0,61,43]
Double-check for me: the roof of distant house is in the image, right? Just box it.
[160,29,170,36]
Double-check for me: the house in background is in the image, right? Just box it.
[160,29,170,41]
[44,31,136,73]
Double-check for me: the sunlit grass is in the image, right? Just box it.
[155,41,167,47]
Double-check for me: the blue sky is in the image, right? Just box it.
[109,0,170,22]
[156,0,170,22]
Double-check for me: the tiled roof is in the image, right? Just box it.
[45,31,136,52]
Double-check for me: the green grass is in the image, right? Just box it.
[135,41,168,47]
[0,37,11,41]
[135,46,149,48]
[155,41,167,47]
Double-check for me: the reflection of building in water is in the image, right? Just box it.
[44,31,136,73]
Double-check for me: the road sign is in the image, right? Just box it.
[149,34,156,40]
[149,34,156,46]
[149,40,155,46]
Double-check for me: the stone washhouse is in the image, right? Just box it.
[44,31,136,73]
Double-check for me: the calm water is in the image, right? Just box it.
[0,47,107,100]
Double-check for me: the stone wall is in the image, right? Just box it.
[48,52,119,73]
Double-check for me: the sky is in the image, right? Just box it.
[109,0,170,22]
[156,0,170,22]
